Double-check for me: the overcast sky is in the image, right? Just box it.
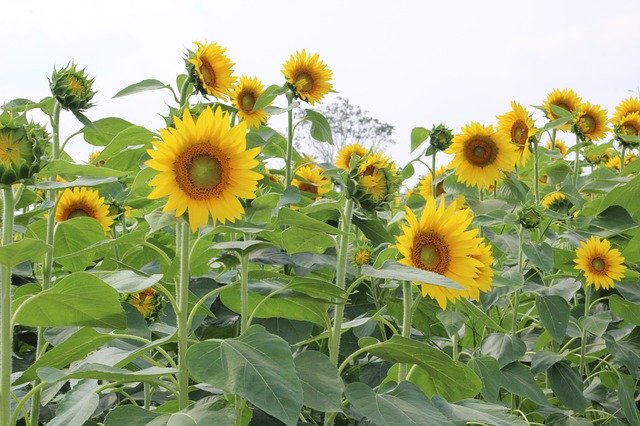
[2,1,639,171]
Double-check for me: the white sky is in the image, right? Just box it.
[2,0,639,171]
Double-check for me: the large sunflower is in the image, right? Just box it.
[396,196,491,309]
[231,75,269,129]
[292,164,331,199]
[574,236,626,290]
[282,50,333,105]
[497,101,536,166]
[446,122,518,190]
[55,187,113,232]
[336,143,368,170]
[146,107,262,232]
[575,102,609,141]
[188,41,236,100]
[612,96,640,124]
[418,165,447,198]
[543,89,582,130]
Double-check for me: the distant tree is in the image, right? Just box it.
[294,96,395,163]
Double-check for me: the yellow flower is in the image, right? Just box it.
[446,122,518,190]
[352,244,373,266]
[497,101,536,166]
[188,41,237,100]
[612,96,640,125]
[574,236,626,289]
[543,88,582,131]
[615,111,640,142]
[282,50,333,105]
[542,191,567,209]
[544,140,568,157]
[357,152,396,202]
[231,75,269,129]
[605,153,636,171]
[292,164,331,199]
[146,107,262,232]
[575,102,609,141]
[55,187,113,232]
[396,196,492,309]
[336,143,368,170]
[418,166,447,198]
[127,287,161,318]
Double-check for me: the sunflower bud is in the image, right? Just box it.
[0,111,48,186]
[49,63,96,112]
[346,151,400,212]
[518,204,543,229]
[429,124,454,151]
[351,243,373,267]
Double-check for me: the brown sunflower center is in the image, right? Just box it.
[297,183,319,194]
[67,208,92,219]
[553,102,571,115]
[411,231,450,274]
[621,124,639,136]
[464,136,498,167]
[175,143,227,200]
[200,60,217,87]
[295,72,314,92]
[511,120,529,146]
[591,257,606,272]
[580,114,596,133]
[435,181,445,197]
[240,92,256,112]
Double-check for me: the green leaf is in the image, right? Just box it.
[294,351,344,412]
[432,397,528,426]
[619,374,640,425]
[83,117,135,146]
[105,406,166,426]
[54,217,107,272]
[609,294,640,325]
[303,109,333,144]
[282,227,334,254]
[367,335,481,401]
[38,159,128,178]
[536,295,570,343]
[48,380,99,426]
[72,110,96,130]
[530,351,563,375]
[35,176,119,189]
[277,208,343,234]
[186,325,303,426]
[287,277,347,303]
[480,333,526,367]
[522,242,554,273]
[346,381,454,426]
[361,261,463,290]
[500,362,549,407]
[98,270,163,294]
[582,174,640,221]
[436,309,465,338]
[547,361,588,411]
[253,84,287,111]
[536,115,572,135]
[99,125,156,158]
[410,127,431,152]
[352,215,395,246]
[455,299,508,332]
[211,240,274,254]
[468,356,502,402]
[37,365,177,383]
[15,272,126,329]
[0,238,51,267]
[113,79,172,98]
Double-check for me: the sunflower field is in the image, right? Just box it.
[1,41,639,426]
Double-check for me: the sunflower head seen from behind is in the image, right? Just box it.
[55,187,113,232]
[574,236,626,290]
[187,41,237,101]
[146,107,262,232]
[497,101,536,166]
[231,75,269,129]
[282,50,333,105]
[614,111,640,148]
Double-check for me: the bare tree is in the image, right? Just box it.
[294,96,395,163]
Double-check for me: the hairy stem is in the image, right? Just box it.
[398,281,414,381]
[580,286,591,377]
[240,253,250,334]
[1,188,14,426]
[285,92,295,187]
[176,222,191,409]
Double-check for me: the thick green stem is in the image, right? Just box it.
[1,188,14,426]
[178,78,191,111]
[430,151,437,196]
[533,137,540,204]
[580,286,591,377]
[398,281,414,381]
[573,133,581,185]
[511,226,524,335]
[550,128,557,150]
[176,222,191,409]
[240,254,250,334]
[620,145,627,174]
[284,92,295,187]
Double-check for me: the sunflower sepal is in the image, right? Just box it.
[49,62,96,112]
[429,124,454,151]
[518,204,543,229]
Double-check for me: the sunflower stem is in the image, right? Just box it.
[551,128,557,150]
[398,281,414,381]
[579,285,591,377]
[573,133,581,185]
[178,77,191,111]
[240,253,250,334]
[1,188,14,426]
[431,151,437,197]
[285,91,295,187]
[176,221,191,409]
[511,225,524,336]
[533,136,540,204]
[620,145,626,174]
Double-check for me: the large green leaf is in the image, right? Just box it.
[83,117,135,146]
[619,374,640,425]
[104,406,165,425]
[536,295,570,343]
[276,208,343,234]
[104,401,238,426]
[609,295,640,325]
[547,361,588,411]
[54,217,107,272]
[38,159,127,178]
[361,261,463,290]
[98,270,163,294]
[480,333,526,367]
[282,227,334,254]
[303,109,333,144]
[294,351,344,412]
[0,238,51,267]
[352,215,395,246]
[468,356,502,402]
[48,380,99,426]
[14,272,126,328]
[37,365,177,383]
[410,127,431,152]
[432,397,528,426]
[582,174,640,220]
[113,79,172,98]
[186,325,303,426]
[500,362,549,407]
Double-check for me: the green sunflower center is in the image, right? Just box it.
[511,120,529,146]
[67,208,91,219]
[200,60,217,88]
[591,257,606,272]
[465,136,498,167]
[412,231,450,274]
[580,114,596,134]
[175,143,227,200]
[295,72,314,92]
[189,154,222,189]
[240,92,256,112]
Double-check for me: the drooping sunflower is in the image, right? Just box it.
[574,102,609,141]
[127,287,163,319]
[541,191,571,213]
[396,197,492,309]
[574,236,626,290]
[605,153,636,171]
[543,89,582,130]
[231,75,269,129]
[187,41,237,100]
[418,166,447,198]
[614,111,640,147]
[282,49,333,105]
[357,151,397,203]
[291,164,331,199]
[336,143,368,170]
[55,187,113,232]
[497,101,536,166]
[146,107,262,232]
[544,139,568,157]
[446,122,518,190]
[612,96,640,125]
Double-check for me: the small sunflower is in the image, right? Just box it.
[605,153,636,171]
[543,89,582,131]
[574,102,609,141]
[544,139,568,157]
[357,152,396,203]
[396,197,491,309]
[351,243,373,267]
[55,187,113,232]
[282,50,333,105]
[612,96,640,125]
[614,111,640,147]
[497,101,536,166]
[187,41,237,100]
[418,166,447,198]
[292,164,331,199]
[231,75,269,129]
[127,287,163,319]
[574,236,626,290]
[446,122,518,190]
[146,107,262,232]
[542,191,569,211]
[336,143,368,170]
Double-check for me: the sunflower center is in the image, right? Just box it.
[200,60,217,87]
[621,124,639,136]
[511,120,529,146]
[298,183,318,194]
[67,76,85,96]
[580,114,596,133]
[240,92,256,112]
[188,154,222,189]
[412,232,450,274]
[591,257,606,272]
[435,181,445,197]
[67,208,91,219]
[295,72,314,92]
[175,143,227,200]
[465,137,498,167]
[553,102,571,115]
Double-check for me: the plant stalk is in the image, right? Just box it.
[285,92,295,187]
[580,286,591,377]
[511,226,524,335]
[532,137,540,204]
[573,133,581,185]
[176,221,191,409]
[398,281,413,381]
[240,253,250,334]
[620,145,626,174]
[431,151,437,197]
[1,188,14,426]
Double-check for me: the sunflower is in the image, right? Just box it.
[574,102,609,141]
[231,75,269,129]
[55,187,113,232]
[543,89,582,131]
[336,143,368,170]
[351,243,373,267]
[544,139,568,157]
[614,111,640,147]
[127,287,162,319]
[605,153,636,171]
[187,41,236,100]
[468,242,494,300]
[396,197,492,309]
[446,122,518,190]
[541,191,569,211]
[497,101,536,166]
[282,49,333,105]
[292,164,331,199]
[574,236,626,290]
[146,107,262,232]
[357,152,396,202]
[612,96,640,125]
[418,166,447,198]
